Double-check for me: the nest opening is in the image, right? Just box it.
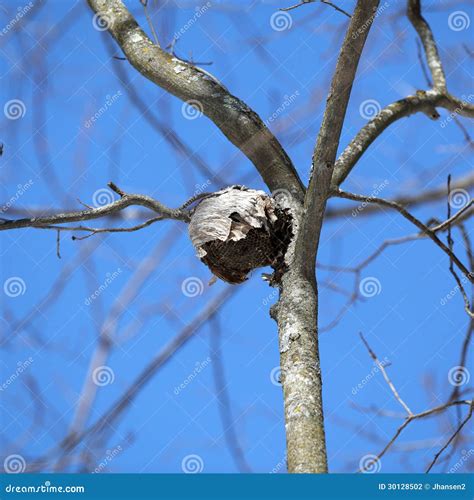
[188,186,293,284]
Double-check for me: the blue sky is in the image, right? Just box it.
[0,0,473,474]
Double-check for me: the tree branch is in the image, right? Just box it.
[407,0,446,90]
[331,0,474,187]
[0,183,189,232]
[426,401,474,473]
[326,172,474,219]
[334,189,473,282]
[272,0,380,474]
[86,0,305,199]
[297,0,381,271]
[281,0,351,18]
[358,399,472,472]
[360,333,413,416]
[333,92,474,187]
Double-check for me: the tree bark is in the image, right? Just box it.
[275,266,327,473]
[87,0,305,199]
[274,0,381,473]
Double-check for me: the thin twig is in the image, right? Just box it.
[209,315,252,472]
[0,183,190,232]
[425,402,474,473]
[281,0,351,17]
[335,189,473,282]
[359,333,413,416]
[358,400,472,472]
[446,176,474,317]
[56,229,61,259]
[140,0,160,46]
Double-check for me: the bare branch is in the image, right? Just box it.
[446,176,474,318]
[297,0,380,272]
[332,0,474,187]
[87,0,305,198]
[209,315,252,472]
[407,0,446,90]
[45,287,237,463]
[334,189,473,282]
[102,35,228,187]
[426,401,474,473]
[332,92,474,187]
[68,217,165,240]
[0,183,189,232]
[281,0,351,18]
[359,333,413,416]
[326,172,474,219]
[272,0,380,474]
[358,370,472,476]
[358,399,473,472]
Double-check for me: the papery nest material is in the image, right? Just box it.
[188,185,293,284]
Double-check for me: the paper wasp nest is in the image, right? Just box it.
[188,186,293,284]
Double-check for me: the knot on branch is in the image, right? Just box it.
[188,186,293,284]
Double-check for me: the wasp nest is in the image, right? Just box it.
[188,186,293,284]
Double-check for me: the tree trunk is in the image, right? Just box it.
[276,268,327,473]
[272,200,327,473]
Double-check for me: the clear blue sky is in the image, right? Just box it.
[0,0,472,474]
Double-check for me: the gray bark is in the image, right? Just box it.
[87,0,305,200]
[271,0,381,473]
